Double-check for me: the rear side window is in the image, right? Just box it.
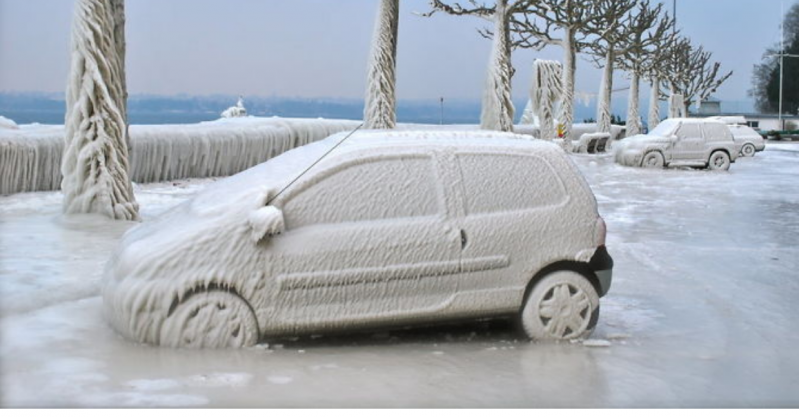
[703,123,732,140]
[456,153,566,215]
[676,124,702,139]
[284,156,440,228]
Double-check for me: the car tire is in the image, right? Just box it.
[520,271,600,341]
[160,291,259,349]
[708,151,731,171]
[642,151,664,169]
[741,143,756,158]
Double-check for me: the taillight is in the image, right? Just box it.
[595,216,607,247]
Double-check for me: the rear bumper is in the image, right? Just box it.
[589,246,614,297]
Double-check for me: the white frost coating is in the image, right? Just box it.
[519,99,536,125]
[221,97,247,119]
[647,76,661,131]
[102,130,606,348]
[573,133,611,154]
[480,0,515,132]
[0,116,19,130]
[363,0,399,130]
[668,93,686,119]
[248,205,284,243]
[558,27,577,150]
[595,50,615,134]
[529,60,563,140]
[625,72,642,137]
[62,0,138,220]
[0,117,359,195]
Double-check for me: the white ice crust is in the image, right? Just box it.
[102,130,603,347]
[0,115,19,130]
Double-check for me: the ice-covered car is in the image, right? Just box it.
[103,131,613,348]
[726,124,766,157]
[614,118,738,170]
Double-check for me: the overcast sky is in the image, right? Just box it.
[0,0,793,104]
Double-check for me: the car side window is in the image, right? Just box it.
[676,124,702,140]
[456,153,566,215]
[283,156,440,228]
[703,124,732,140]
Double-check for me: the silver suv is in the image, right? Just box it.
[615,118,738,171]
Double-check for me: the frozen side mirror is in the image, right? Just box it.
[248,206,285,243]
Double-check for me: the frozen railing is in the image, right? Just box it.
[0,118,360,195]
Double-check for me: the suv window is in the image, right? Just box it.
[283,156,440,228]
[703,123,732,141]
[457,153,566,215]
[676,124,702,140]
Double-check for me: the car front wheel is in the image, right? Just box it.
[521,271,600,341]
[741,143,756,157]
[708,151,731,171]
[642,151,664,169]
[160,291,259,348]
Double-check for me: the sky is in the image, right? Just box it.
[0,0,793,106]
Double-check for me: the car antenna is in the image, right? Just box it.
[265,123,364,206]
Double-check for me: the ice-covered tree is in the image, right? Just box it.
[614,1,674,136]
[511,0,608,149]
[423,0,534,132]
[585,0,637,134]
[62,0,138,221]
[364,0,400,129]
[528,60,563,140]
[661,37,732,117]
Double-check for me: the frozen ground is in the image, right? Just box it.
[1,142,798,407]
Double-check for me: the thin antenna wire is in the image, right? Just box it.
[266,123,364,206]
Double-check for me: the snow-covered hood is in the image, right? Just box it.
[616,134,672,152]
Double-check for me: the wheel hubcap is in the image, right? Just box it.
[538,283,591,338]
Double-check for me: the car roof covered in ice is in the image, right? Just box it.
[325,129,551,154]
[187,130,562,218]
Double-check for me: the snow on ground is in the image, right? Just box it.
[1,142,799,407]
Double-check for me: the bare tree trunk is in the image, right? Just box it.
[480,0,514,132]
[648,76,661,130]
[62,0,138,221]
[363,0,400,129]
[596,49,614,133]
[626,71,642,137]
[559,27,576,149]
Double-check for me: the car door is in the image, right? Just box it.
[262,152,462,332]
[673,123,705,161]
[449,151,571,314]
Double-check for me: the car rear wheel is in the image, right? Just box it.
[741,143,756,158]
[521,271,600,341]
[708,151,731,171]
[642,151,664,169]
[160,291,259,348]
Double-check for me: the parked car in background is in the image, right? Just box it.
[727,124,766,157]
[104,131,614,348]
[614,118,738,171]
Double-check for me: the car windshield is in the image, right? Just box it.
[649,120,679,137]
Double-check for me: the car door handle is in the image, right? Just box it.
[460,229,468,249]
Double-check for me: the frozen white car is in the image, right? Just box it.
[614,118,739,170]
[727,124,766,157]
[103,131,613,348]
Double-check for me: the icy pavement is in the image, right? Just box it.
[2,145,799,407]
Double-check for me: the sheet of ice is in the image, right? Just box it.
[3,143,799,406]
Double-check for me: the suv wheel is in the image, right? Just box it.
[642,151,664,169]
[708,151,731,171]
[160,291,259,348]
[521,271,600,341]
